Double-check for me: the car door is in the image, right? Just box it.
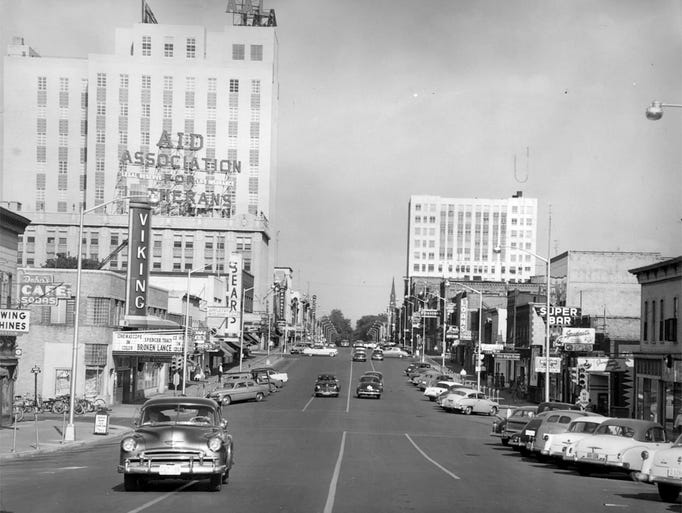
[233,381,252,401]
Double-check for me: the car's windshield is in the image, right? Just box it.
[568,421,600,433]
[595,424,635,437]
[141,404,217,426]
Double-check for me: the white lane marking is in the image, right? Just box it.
[404,433,460,480]
[323,431,347,513]
[302,396,314,412]
[126,480,198,513]
[346,360,353,413]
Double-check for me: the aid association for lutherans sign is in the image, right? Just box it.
[225,254,243,338]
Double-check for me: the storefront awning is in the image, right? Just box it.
[244,332,260,346]
[120,315,182,330]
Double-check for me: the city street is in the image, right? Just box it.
[0,351,671,513]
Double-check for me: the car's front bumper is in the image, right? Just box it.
[357,390,381,398]
[119,455,227,476]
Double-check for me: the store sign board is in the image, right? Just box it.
[494,352,520,361]
[535,305,581,326]
[207,306,230,318]
[0,309,30,332]
[112,331,184,353]
[125,200,152,316]
[20,274,71,306]
[534,356,562,373]
[575,357,633,372]
[225,254,243,337]
[480,343,504,353]
[559,327,595,345]
[421,309,438,318]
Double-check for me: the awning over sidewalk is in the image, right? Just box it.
[120,315,182,330]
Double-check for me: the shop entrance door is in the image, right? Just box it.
[116,368,132,404]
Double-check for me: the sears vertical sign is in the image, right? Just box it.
[125,199,152,316]
[225,253,243,337]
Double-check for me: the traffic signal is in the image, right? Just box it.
[570,367,579,384]
[578,367,587,388]
[170,355,183,373]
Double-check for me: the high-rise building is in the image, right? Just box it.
[2,7,279,306]
[406,192,538,283]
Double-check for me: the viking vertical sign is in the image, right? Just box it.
[126,199,152,316]
[225,253,243,337]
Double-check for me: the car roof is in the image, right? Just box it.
[142,397,219,408]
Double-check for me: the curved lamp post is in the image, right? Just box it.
[494,246,551,402]
[645,100,682,120]
[427,291,449,372]
[65,195,139,442]
[183,263,215,394]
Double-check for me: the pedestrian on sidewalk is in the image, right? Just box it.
[217,363,223,383]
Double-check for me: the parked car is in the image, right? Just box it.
[314,374,340,397]
[290,344,308,354]
[440,388,482,412]
[424,381,458,401]
[509,411,549,455]
[634,433,682,502]
[537,401,583,413]
[339,340,350,347]
[302,344,338,357]
[251,366,288,385]
[529,410,603,457]
[364,341,378,350]
[449,391,500,416]
[371,349,384,360]
[436,385,475,407]
[383,346,410,358]
[543,415,610,463]
[405,362,431,375]
[206,379,270,406]
[416,372,452,391]
[572,418,671,477]
[119,397,234,492]
[356,376,382,399]
[498,405,538,446]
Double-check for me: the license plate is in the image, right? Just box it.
[525,430,535,436]
[668,468,682,478]
[586,452,604,461]
[159,464,182,475]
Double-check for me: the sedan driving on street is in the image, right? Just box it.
[314,374,340,397]
[356,376,382,399]
[302,344,338,357]
[207,379,270,406]
[119,397,234,492]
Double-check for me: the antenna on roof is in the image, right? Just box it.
[226,0,277,27]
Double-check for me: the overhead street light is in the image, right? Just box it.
[494,245,551,402]
[427,291,449,372]
[645,100,682,120]
[183,263,215,394]
[65,194,141,442]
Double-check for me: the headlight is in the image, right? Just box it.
[207,436,223,452]
[543,434,549,441]
[641,450,649,460]
[367,386,373,390]
[121,437,137,452]
[315,385,320,390]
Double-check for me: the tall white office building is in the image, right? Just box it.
[406,192,539,283]
[2,6,279,306]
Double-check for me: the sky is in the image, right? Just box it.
[2,0,681,323]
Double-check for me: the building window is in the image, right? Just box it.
[164,37,174,57]
[652,300,656,341]
[250,44,263,61]
[97,73,106,88]
[90,298,111,326]
[660,299,665,342]
[141,75,151,89]
[142,35,151,56]
[164,76,173,90]
[186,37,196,58]
[232,44,245,60]
[229,79,239,93]
[38,76,47,90]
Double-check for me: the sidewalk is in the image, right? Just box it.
[0,351,284,461]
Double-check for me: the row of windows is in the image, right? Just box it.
[139,35,263,62]
[643,297,679,342]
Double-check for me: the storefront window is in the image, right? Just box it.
[55,369,71,395]
[637,377,658,422]
[84,367,104,397]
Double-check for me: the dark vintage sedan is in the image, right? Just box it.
[118,397,234,492]
[314,374,340,397]
[496,405,538,446]
[356,376,382,399]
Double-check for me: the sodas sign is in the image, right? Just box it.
[20,275,71,306]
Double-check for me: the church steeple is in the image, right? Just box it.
[389,277,396,308]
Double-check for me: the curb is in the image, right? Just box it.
[0,424,132,462]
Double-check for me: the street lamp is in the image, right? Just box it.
[645,100,682,120]
[65,194,140,442]
[448,283,483,393]
[494,245,551,402]
[403,297,416,354]
[427,291,449,371]
[183,263,215,394]
[239,285,255,371]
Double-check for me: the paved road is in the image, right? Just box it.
[0,349,673,513]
